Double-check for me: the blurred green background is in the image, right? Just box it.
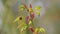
[0,0,60,34]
